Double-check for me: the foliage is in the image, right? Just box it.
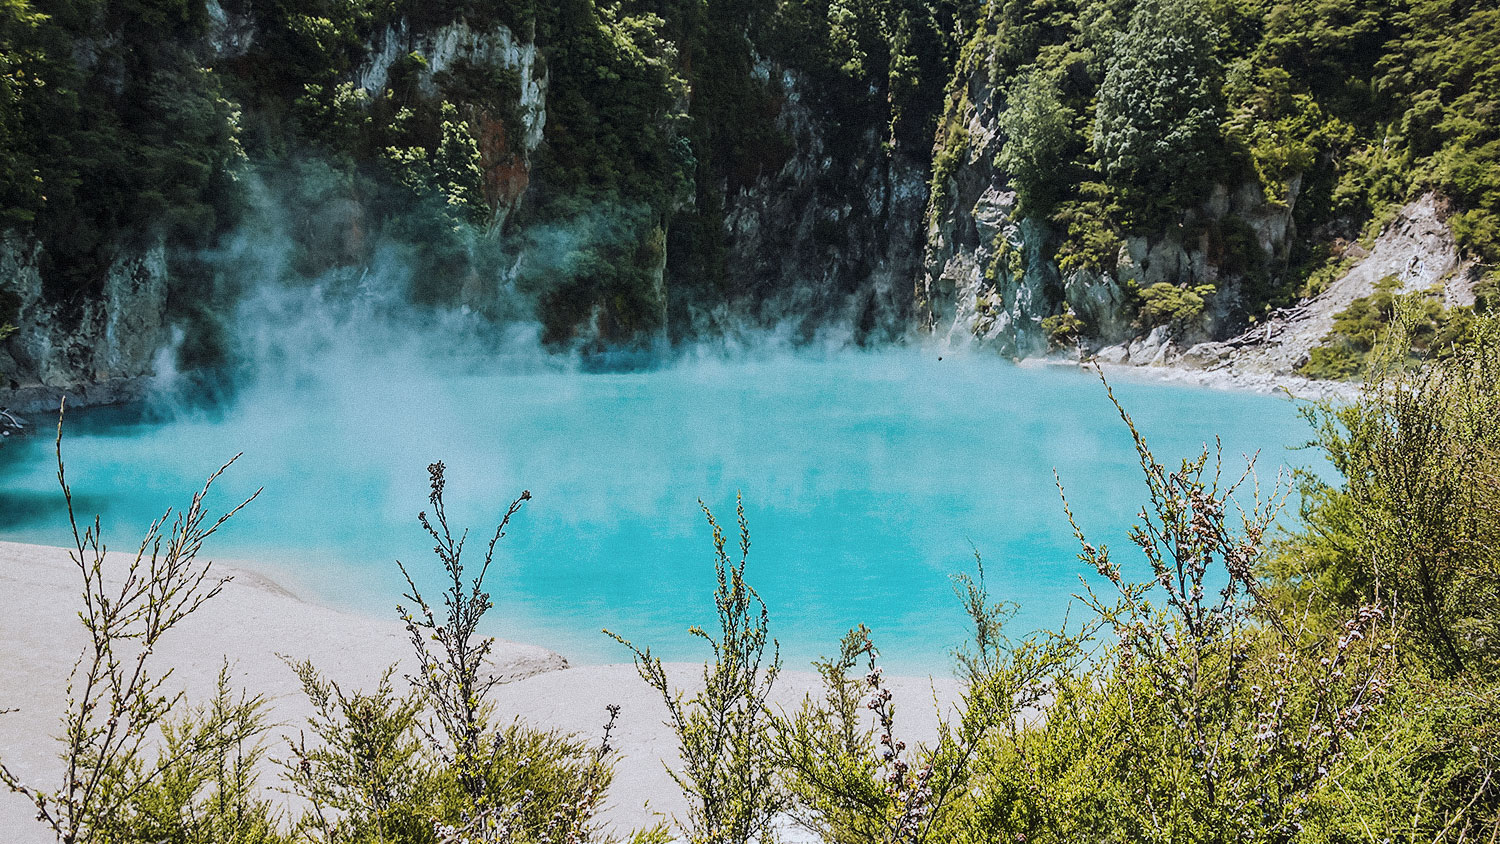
[0,0,245,299]
[763,375,1403,844]
[1051,182,1123,275]
[0,0,46,225]
[1044,382,1395,842]
[1265,319,1500,838]
[928,108,969,224]
[1222,64,1330,203]
[775,562,1084,844]
[398,464,550,805]
[996,66,1078,214]
[1380,0,1500,263]
[1039,303,1084,349]
[608,497,784,844]
[281,662,431,842]
[925,0,1500,337]
[1298,276,1478,379]
[125,668,283,844]
[280,462,619,844]
[1092,0,1222,213]
[1285,314,1500,675]
[1136,281,1216,329]
[0,406,265,844]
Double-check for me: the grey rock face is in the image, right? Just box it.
[206,0,255,60]
[1223,192,1474,376]
[918,55,1301,359]
[359,20,548,155]
[0,232,170,411]
[1177,341,1234,370]
[702,61,928,341]
[918,68,1054,357]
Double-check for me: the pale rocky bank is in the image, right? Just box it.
[1003,192,1484,402]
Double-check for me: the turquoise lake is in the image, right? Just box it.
[0,348,1318,672]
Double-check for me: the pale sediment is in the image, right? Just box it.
[1091,358,1361,402]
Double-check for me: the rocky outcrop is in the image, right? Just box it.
[360,19,548,233]
[0,232,172,412]
[919,63,1300,358]
[1180,192,1478,377]
[704,61,929,341]
[920,54,1471,386]
[205,0,255,60]
[1071,191,1477,401]
[362,21,547,150]
[918,67,1055,356]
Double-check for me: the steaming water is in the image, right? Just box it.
[0,349,1315,672]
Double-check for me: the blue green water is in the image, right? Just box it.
[0,349,1316,671]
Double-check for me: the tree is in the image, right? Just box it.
[433,102,488,226]
[1092,0,1222,211]
[997,65,1078,213]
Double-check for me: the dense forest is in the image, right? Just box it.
[0,0,1496,376]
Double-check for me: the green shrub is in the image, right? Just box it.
[125,669,283,844]
[1052,182,1124,276]
[775,561,1084,844]
[0,410,268,843]
[285,462,621,843]
[1286,314,1500,676]
[1299,344,1363,380]
[1040,304,1085,349]
[1136,282,1216,328]
[928,116,969,223]
[1268,318,1500,836]
[281,663,431,842]
[1297,277,1481,379]
[608,497,784,844]
[1032,381,1396,843]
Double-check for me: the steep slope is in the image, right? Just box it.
[916,0,1497,370]
[1176,193,1483,376]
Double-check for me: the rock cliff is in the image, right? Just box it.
[0,232,171,412]
[1167,193,1484,380]
[918,58,1302,358]
[706,62,929,341]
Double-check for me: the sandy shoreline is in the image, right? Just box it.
[1090,360,1362,402]
[1012,354,1362,402]
[0,540,961,841]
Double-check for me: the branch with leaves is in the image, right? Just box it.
[608,495,784,844]
[0,400,260,844]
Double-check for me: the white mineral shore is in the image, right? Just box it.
[0,540,961,842]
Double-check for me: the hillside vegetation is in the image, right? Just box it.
[0,0,1494,365]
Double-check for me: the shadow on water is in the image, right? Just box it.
[0,490,117,531]
[0,400,199,532]
[0,490,65,529]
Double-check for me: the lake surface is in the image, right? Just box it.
[0,348,1316,672]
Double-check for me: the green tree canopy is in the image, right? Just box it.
[1092,0,1222,213]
